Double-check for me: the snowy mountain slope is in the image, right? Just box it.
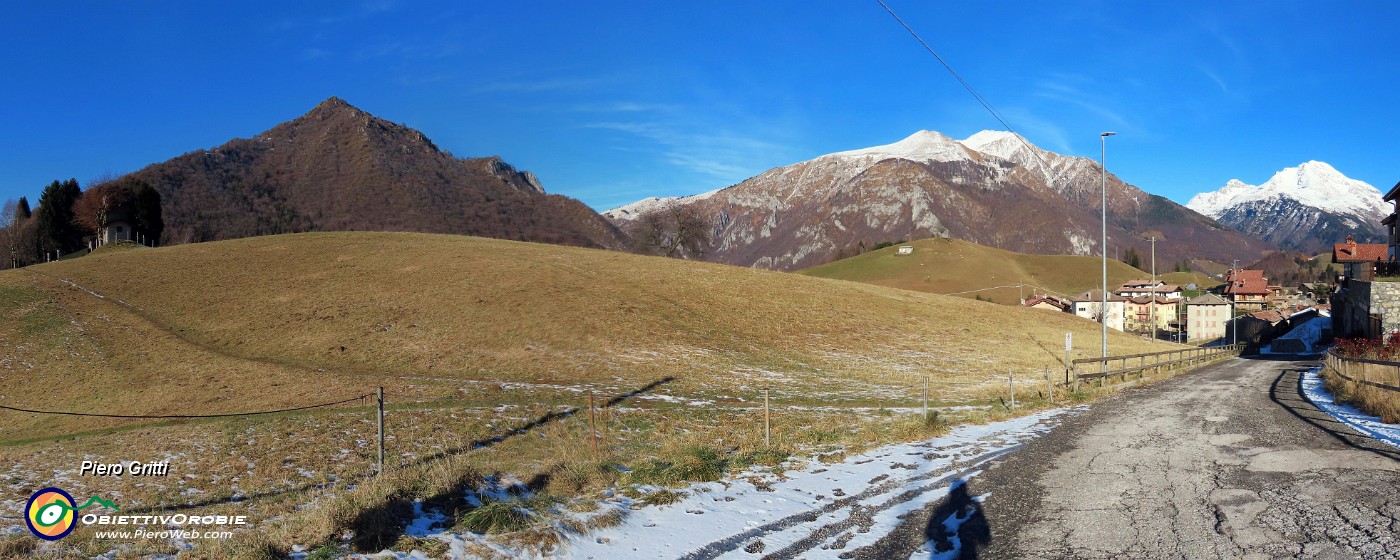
[1187,162,1387,253]
[605,130,1273,271]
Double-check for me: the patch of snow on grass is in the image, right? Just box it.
[563,407,1078,559]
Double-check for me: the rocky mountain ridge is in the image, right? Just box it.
[608,130,1274,271]
[1187,161,1388,253]
[126,97,625,249]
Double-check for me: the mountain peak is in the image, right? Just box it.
[1190,161,1383,219]
[828,129,971,163]
[1186,161,1387,252]
[961,130,1040,161]
[304,96,370,121]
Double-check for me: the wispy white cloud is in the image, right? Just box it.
[467,77,615,95]
[1032,79,1132,130]
[582,119,791,185]
[356,40,461,61]
[565,101,676,113]
[268,1,398,32]
[1199,66,1230,94]
[300,47,332,62]
[993,108,1073,154]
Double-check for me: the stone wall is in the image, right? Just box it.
[1370,281,1400,336]
[1333,280,1400,338]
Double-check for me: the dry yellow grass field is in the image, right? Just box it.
[799,237,1160,303]
[0,232,1187,557]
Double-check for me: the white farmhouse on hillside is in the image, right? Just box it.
[1071,289,1126,332]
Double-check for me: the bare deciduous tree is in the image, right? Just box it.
[629,204,712,259]
[1,199,17,268]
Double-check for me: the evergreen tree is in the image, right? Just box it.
[131,182,164,245]
[35,179,84,255]
[16,197,31,219]
[1123,247,1142,269]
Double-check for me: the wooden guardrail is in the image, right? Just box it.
[1322,350,1400,394]
[1068,344,1244,390]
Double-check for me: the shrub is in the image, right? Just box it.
[640,488,688,506]
[460,496,554,534]
[627,445,727,486]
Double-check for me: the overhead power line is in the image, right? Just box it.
[873,0,1070,189]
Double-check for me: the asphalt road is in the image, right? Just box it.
[852,355,1400,559]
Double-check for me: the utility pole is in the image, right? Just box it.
[1150,237,1157,342]
[1230,259,1238,347]
[1100,132,1116,362]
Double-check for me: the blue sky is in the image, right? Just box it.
[2,1,1398,212]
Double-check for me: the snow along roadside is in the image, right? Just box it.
[565,407,1080,560]
[1300,367,1400,449]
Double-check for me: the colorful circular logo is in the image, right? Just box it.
[26,487,77,541]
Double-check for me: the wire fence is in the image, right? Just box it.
[0,343,1243,485]
[0,393,373,419]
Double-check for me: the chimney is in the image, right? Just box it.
[1346,234,1356,245]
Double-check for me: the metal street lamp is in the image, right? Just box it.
[1100,131,1116,361]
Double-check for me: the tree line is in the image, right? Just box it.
[1,177,163,268]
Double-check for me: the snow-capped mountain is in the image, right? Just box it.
[1187,162,1387,253]
[606,130,1273,271]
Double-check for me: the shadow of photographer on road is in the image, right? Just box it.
[922,478,991,559]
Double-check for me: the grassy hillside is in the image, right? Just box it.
[0,232,1185,557]
[799,237,1159,303]
[1161,271,1219,290]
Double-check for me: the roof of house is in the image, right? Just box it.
[1186,293,1231,306]
[1385,180,1400,202]
[1249,310,1287,323]
[1024,294,1071,310]
[1126,295,1175,305]
[1116,282,1181,293]
[1073,289,1128,303]
[1332,235,1389,263]
[1222,269,1270,296]
[1384,213,1396,226]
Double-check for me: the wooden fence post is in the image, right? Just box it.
[922,375,929,417]
[588,390,598,457]
[376,386,385,476]
[763,389,771,448]
[1008,370,1016,411]
[1045,366,1053,404]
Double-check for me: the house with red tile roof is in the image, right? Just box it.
[1332,234,1391,282]
[1023,294,1072,312]
[1222,269,1270,311]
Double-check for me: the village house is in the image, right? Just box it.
[98,207,134,246]
[1328,181,1400,339]
[1023,294,1072,312]
[1113,280,1183,301]
[1185,293,1231,343]
[1332,234,1390,283]
[1386,181,1400,260]
[1123,295,1177,334]
[1221,269,1270,311]
[1071,289,1126,332]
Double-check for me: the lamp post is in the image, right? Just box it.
[1100,131,1116,361]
